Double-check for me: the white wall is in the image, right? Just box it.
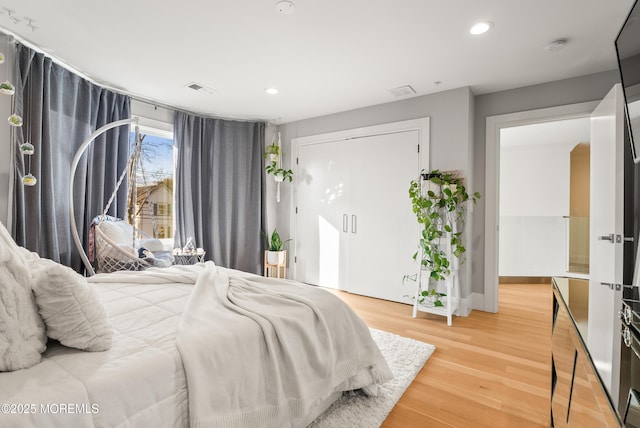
[500,142,572,217]
[499,140,575,276]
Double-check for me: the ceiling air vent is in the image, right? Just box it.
[388,85,416,98]
[185,82,216,94]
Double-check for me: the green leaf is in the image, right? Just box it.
[434,300,444,307]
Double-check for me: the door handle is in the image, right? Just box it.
[598,234,614,242]
[351,215,357,234]
[343,214,348,232]
[601,282,622,291]
[598,234,635,243]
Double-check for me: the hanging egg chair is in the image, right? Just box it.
[70,118,172,275]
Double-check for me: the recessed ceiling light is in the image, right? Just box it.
[265,88,279,95]
[545,38,568,52]
[275,1,295,14]
[470,21,494,35]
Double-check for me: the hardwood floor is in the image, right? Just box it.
[332,283,553,428]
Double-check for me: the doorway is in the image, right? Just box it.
[484,101,599,312]
[498,118,591,283]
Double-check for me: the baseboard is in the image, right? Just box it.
[467,292,484,312]
[499,276,551,284]
[457,293,481,317]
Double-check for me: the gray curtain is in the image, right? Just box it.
[12,43,131,272]
[174,111,266,274]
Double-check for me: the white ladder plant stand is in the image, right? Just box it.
[409,171,468,327]
[412,227,460,326]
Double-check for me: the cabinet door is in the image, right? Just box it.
[552,301,577,427]
[569,348,621,427]
[347,130,419,302]
[295,141,350,289]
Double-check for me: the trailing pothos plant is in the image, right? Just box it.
[264,143,280,159]
[264,131,293,183]
[265,161,294,182]
[404,169,480,307]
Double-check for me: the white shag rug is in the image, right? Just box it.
[309,328,436,428]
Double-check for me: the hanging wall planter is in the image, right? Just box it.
[22,173,37,187]
[1,51,36,186]
[265,143,280,163]
[0,80,15,95]
[268,166,293,183]
[265,132,293,202]
[20,142,34,155]
[8,113,22,127]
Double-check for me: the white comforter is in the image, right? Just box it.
[0,264,197,428]
[0,263,392,428]
[178,263,392,428]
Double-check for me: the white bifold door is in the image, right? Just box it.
[294,120,427,303]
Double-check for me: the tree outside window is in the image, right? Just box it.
[129,132,174,241]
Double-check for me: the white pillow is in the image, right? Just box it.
[0,222,47,372]
[139,238,165,253]
[99,220,136,246]
[30,257,112,352]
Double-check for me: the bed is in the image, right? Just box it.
[0,223,392,428]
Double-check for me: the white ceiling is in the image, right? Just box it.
[0,0,635,124]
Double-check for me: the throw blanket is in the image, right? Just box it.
[177,262,393,428]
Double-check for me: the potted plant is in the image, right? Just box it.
[405,169,480,307]
[266,161,293,182]
[265,228,291,265]
[264,143,280,162]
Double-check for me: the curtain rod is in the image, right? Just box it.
[0,26,272,125]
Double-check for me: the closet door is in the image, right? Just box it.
[295,141,350,289]
[347,130,419,302]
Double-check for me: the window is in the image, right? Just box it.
[156,203,171,216]
[129,129,175,243]
[157,226,171,239]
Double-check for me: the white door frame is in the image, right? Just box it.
[484,101,599,312]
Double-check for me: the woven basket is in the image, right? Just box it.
[94,220,152,273]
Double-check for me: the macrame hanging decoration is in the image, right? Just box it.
[275,132,282,203]
[0,51,35,186]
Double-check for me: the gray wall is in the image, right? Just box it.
[472,69,620,295]
[278,70,621,305]
[277,86,476,297]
